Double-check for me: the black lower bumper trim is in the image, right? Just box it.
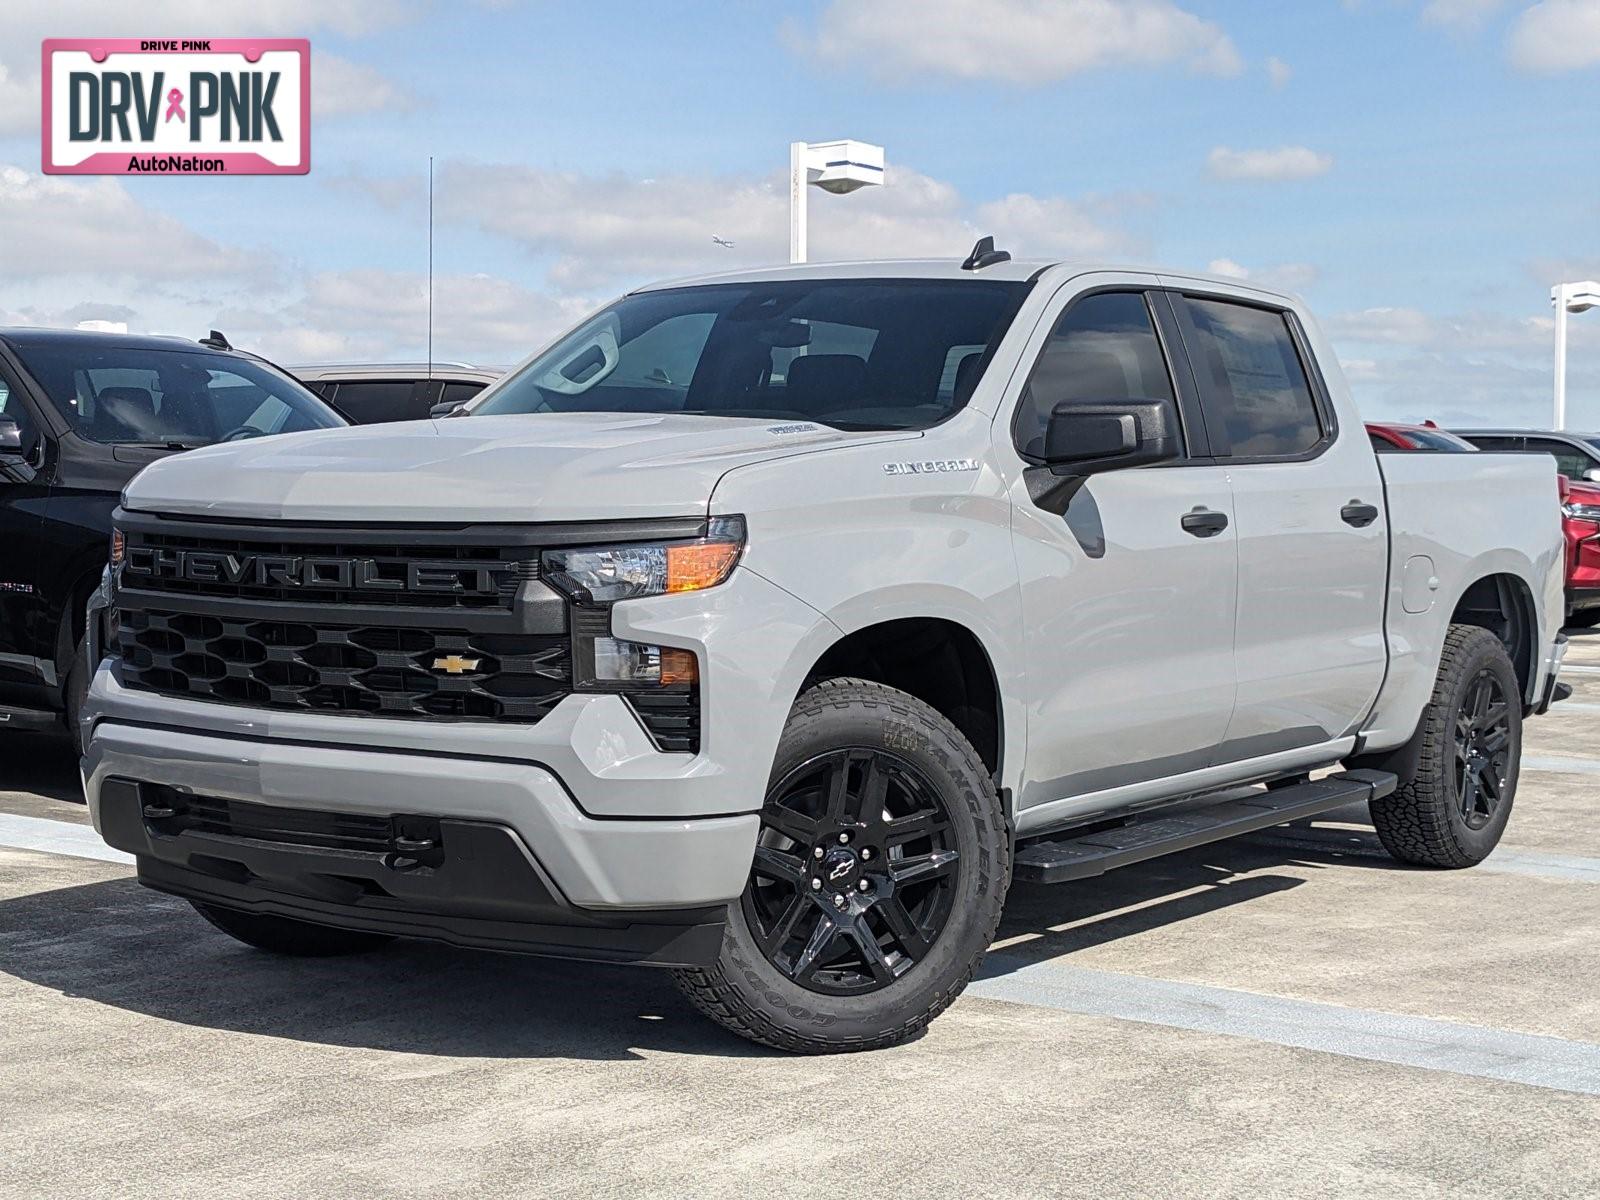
[98,778,726,968]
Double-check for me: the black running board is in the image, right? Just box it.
[0,704,59,731]
[1012,769,1397,885]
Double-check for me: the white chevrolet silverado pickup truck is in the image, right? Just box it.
[84,249,1567,1053]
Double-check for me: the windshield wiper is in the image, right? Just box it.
[118,440,202,451]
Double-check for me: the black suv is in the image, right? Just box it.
[0,328,344,744]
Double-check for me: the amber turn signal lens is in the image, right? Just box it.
[660,647,698,686]
[110,529,125,567]
[665,539,741,594]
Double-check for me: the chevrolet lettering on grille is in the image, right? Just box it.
[122,547,509,596]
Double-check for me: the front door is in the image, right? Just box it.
[0,366,52,700]
[1168,290,1388,754]
[1003,280,1239,819]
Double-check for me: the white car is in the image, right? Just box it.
[85,248,1566,1053]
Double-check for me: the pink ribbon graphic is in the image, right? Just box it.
[164,88,185,123]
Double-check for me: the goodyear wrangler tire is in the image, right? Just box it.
[1369,624,1521,869]
[672,678,1010,1054]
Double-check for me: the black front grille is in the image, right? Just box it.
[118,609,569,722]
[121,529,534,609]
[144,785,398,853]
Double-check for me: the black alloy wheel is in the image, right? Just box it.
[1454,667,1512,831]
[743,747,961,996]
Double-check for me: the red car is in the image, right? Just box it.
[1560,476,1600,626]
[1365,421,1479,453]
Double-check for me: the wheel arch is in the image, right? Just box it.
[1447,570,1539,706]
[797,613,1012,799]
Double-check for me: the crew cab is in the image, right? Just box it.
[83,255,1566,1053]
[0,327,342,744]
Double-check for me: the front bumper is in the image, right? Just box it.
[95,778,728,967]
[81,554,839,955]
[84,718,758,915]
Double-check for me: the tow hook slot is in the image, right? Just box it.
[387,816,444,871]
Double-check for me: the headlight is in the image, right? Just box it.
[1564,503,1600,523]
[542,516,746,605]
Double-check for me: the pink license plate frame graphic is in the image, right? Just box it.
[42,38,310,175]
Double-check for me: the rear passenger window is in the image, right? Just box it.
[1180,298,1323,459]
[1521,438,1595,482]
[440,381,486,408]
[1015,292,1176,460]
[329,381,420,424]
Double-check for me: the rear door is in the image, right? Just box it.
[1169,291,1388,754]
[1003,279,1239,816]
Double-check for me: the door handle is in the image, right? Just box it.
[1180,508,1229,538]
[1341,501,1380,528]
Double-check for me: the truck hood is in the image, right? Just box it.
[121,412,912,523]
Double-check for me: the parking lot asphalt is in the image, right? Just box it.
[3,640,1599,1199]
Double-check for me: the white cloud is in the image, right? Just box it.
[1421,0,1509,29]
[1206,145,1334,181]
[313,54,419,118]
[0,1,428,134]
[1203,258,1319,291]
[0,165,257,280]
[1325,302,1600,426]
[1509,0,1600,72]
[355,160,1137,292]
[788,0,1243,84]
[226,269,593,364]
[1266,56,1293,87]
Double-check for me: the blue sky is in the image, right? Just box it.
[2,0,1597,426]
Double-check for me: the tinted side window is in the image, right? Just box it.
[1015,292,1175,459]
[440,381,486,408]
[330,381,420,424]
[1464,435,1523,453]
[1181,298,1322,459]
[1522,438,1596,481]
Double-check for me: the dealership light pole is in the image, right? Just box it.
[789,139,885,264]
[1553,281,1600,430]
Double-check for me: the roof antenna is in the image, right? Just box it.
[199,330,231,350]
[961,235,1011,271]
[426,155,434,382]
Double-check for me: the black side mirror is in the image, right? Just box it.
[429,401,467,419]
[1042,399,1180,477]
[0,417,36,483]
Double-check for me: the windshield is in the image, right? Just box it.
[473,279,1029,431]
[12,342,345,448]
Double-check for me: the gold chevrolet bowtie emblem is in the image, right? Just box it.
[432,655,481,675]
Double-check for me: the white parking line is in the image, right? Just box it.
[0,813,132,865]
[3,810,1599,1094]
[1523,754,1600,776]
[970,958,1600,1096]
